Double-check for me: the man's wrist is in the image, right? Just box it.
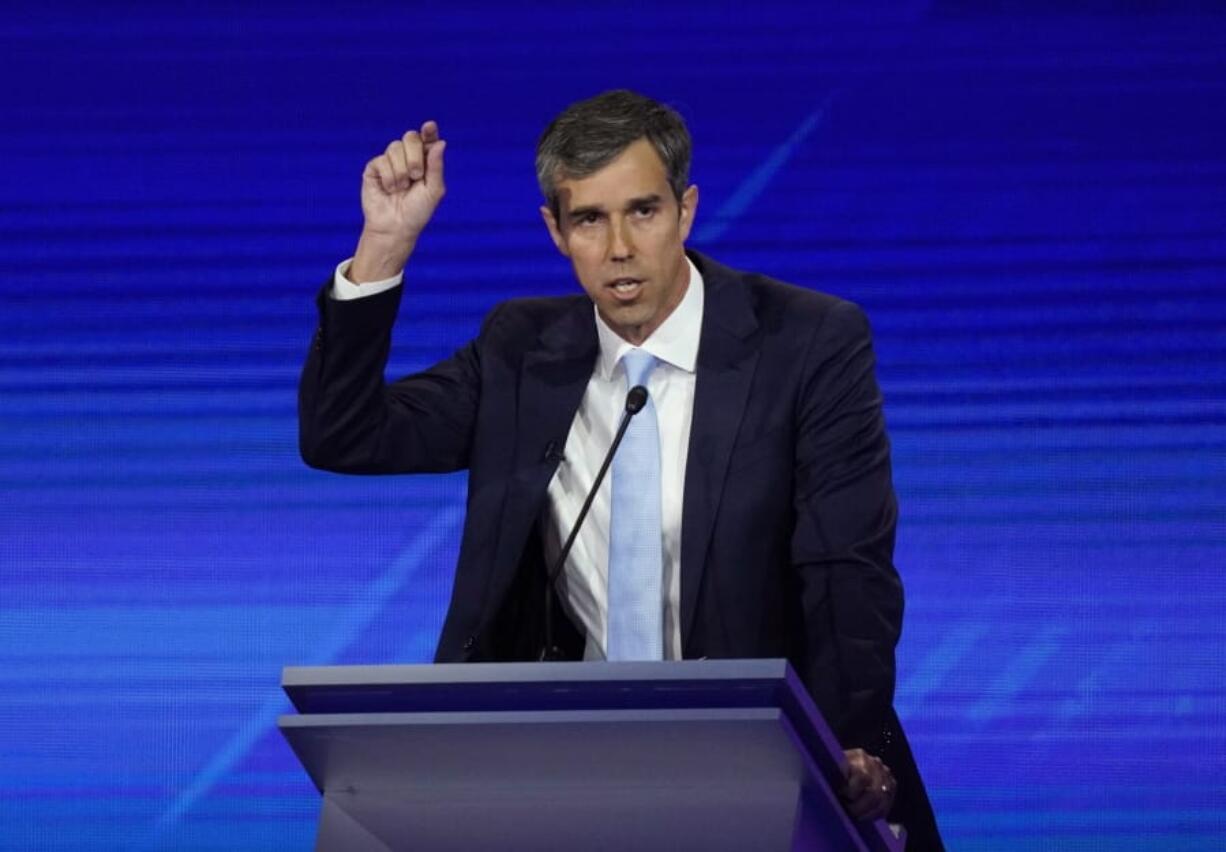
[349,229,417,284]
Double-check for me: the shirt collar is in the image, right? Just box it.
[595,255,704,380]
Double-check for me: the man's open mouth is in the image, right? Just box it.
[608,278,643,297]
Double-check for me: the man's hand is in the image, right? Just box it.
[840,748,896,822]
[350,121,447,283]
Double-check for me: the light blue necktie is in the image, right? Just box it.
[607,349,664,661]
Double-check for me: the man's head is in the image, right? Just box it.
[537,90,699,346]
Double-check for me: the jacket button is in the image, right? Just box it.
[463,635,475,651]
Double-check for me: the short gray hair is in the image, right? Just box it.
[535,89,692,220]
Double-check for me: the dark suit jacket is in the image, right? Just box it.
[299,250,943,847]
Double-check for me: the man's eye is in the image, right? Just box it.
[634,206,656,218]
[578,213,600,225]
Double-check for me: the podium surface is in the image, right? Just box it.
[279,659,902,851]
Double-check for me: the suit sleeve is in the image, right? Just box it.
[298,279,495,474]
[790,299,903,755]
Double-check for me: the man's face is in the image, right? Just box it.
[542,138,699,346]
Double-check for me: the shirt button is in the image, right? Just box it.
[463,635,475,651]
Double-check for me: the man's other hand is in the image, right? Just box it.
[351,121,447,283]
[840,748,896,822]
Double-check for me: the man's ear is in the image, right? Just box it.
[677,184,699,244]
[540,205,569,257]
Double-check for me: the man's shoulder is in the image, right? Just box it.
[479,293,588,330]
[471,293,593,357]
[744,268,850,314]
[694,251,866,331]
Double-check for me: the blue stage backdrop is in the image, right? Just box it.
[2,3,1224,849]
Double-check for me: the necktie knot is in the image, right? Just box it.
[621,349,658,389]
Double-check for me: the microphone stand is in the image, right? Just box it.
[539,386,648,661]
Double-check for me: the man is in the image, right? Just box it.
[299,90,943,847]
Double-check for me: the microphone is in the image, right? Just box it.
[540,385,650,661]
[625,385,647,415]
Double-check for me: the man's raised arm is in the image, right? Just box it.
[299,121,483,475]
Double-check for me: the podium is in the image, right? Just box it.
[279,659,903,851]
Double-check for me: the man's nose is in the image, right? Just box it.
[608,217,634,261]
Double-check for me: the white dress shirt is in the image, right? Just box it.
[330,257,704,661]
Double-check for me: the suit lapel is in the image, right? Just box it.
[679,253,760,648]
[514,304,598,491]
[488,299,598,606]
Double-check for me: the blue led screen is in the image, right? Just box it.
[2,4,1225,849]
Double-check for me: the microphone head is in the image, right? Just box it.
[626,385,648,414]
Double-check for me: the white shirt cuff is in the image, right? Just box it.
[331,258,403,300]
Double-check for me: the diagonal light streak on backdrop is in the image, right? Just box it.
[693,93,836,245]
[149,505,465,842]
